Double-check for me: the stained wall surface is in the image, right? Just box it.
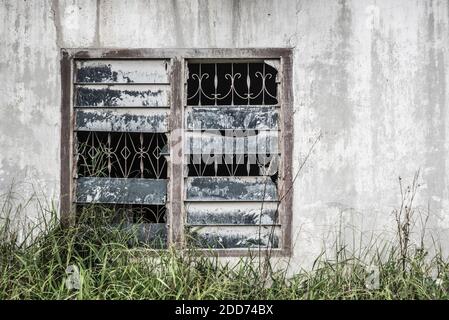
[1,0,448,269]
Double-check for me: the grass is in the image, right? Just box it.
[0,206,448,300]
[1,172,449,300]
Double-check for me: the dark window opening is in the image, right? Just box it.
[76,132,167,179]
[75,204,167,248]
[76,204,166,224]
[75,131,168,248]
[187,62,278,106]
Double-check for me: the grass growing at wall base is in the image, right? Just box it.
[1,206,449,300]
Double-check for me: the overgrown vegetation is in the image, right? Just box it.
[1,173,449,299]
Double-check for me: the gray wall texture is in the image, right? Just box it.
[1,0,448,270]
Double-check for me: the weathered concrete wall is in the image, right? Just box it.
[1,0,448,269]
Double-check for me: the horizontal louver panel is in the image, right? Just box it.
[75,85,170,107]
[76,60,170,84]
[186,106,279,130]
[187,225,280,249]
[186,202,279,225]
[185,176,278,202]
[75,108,168,132]
[76,177,167,205]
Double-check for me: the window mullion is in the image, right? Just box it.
[168,56,185,248]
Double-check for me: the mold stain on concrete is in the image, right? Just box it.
[421,0,447,212]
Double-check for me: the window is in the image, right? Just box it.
[61,49,293,255]
[71,59,170,247]
[184,61,281,249]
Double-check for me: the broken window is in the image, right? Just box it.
[72,59,171,248]
[61,49,293,255]
[184,61,282,249]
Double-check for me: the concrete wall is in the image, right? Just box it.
[1,0,448,269]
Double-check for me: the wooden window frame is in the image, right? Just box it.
[60,48,293,257]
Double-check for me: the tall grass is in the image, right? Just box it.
[1,175,449,299]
